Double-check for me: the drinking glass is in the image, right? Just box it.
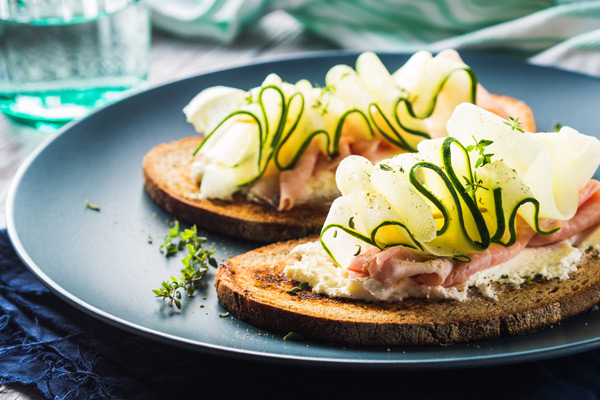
[0,0,151,130]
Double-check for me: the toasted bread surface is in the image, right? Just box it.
[143,95,535,243]
[143,137,330,242]
[215,237,600,346]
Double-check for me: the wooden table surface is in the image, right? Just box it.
[0,10,335,399]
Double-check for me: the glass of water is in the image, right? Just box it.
[0,0,150,129]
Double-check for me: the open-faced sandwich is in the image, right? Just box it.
[143,50,536,242]
[214,103,600,346]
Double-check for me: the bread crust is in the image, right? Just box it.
[215,237,600,346]
[143,95,535,243]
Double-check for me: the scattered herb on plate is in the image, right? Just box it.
[153,222,218,309]
[84,199,101,211]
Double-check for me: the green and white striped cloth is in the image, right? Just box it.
[149,0,600,77]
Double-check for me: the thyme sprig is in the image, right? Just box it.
[153,222,218,309]
[463,136,493,197]
[287,281,309,295]
[465,136,494,168]
[504,116,524,133]
[463,171,488,198]
[84,199,101,211]
[552,121,562,132]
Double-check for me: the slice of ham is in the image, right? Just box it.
[314,136,354,176]
[350,138,399,164]
[577,179,600,206]
[447,182,600,285]
[278,136,400,211]
[442,220,536,287]
[529,187,600,247]
[345,179,600,289]
[347,245,454,287]
[278,141,321,211]
[247,173,280,208]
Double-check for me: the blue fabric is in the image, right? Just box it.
[0,227,599,400]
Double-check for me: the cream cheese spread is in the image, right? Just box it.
[284,237,596,302]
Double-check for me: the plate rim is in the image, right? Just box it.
[6,49,600,369]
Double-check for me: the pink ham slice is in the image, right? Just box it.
[442,221,536,287]
[350,138,399,164]
[343,179,600,288]
[278,141,321,211]
[529,188,600,247]
[314,136,354,176]
[347,245,454,287]
[278,136,401,211]
[577,179,600,206]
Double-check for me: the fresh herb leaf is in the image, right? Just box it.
[467,136,494,168]
[353,244,361,256]
[245,92,253,104]
[283,331,304,341]
[348,216,355,229]
[523,276,534,286]
[463,137,494,197]
[379,163,393,171]
[333,230,338,238]
[474,153,494,168]
[504,116,525,133]
[159,221,181,257]
[501,274,508,279]
[84,199,101,211]
[552,121,562,132]
[153,222,217,309]
[590,305,599,313]
[320,100,330,116]
[287,281,309,295]
[462,171,488,197]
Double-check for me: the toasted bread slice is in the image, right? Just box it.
[143,137,330,242]
[143,95,535,242]
[215,237,600,346]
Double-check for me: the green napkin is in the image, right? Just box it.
[149,0,600,76]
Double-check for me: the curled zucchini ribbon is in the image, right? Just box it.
[188,51,477,193]
[321,136,557,267]
[373,67,477,151]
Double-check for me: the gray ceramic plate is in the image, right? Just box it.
[6,51,600,369]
